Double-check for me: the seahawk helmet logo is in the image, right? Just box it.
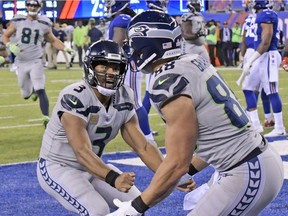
[127,10,182,71]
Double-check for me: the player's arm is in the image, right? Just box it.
[140,95,198,207]
[61,112,135,192]
[112,27,127,46]
[121,114,164,172]
[240,29,247,58]
[2,23,16,45]
[257,23,273,54]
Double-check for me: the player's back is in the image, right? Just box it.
[40,80,135,169]
[12,14,51,61]
[254,9,279,51]
[242,14,256,49]
[149,54,263,171]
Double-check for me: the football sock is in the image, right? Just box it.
[142,90,151,113]
[269,93,282,113]
[243,90,257,110]
[136,106,153,138]
[261,89,271,115]
[36,89,49,116]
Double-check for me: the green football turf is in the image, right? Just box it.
[0,65,287,164]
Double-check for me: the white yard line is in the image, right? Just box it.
[0,116,15,119]
[0,123,42,129]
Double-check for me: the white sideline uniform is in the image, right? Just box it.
[12,14,51,98]
[37,81,140,215]
[149,54,284,216]
[181,12,209,61]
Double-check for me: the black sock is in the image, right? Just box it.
[36,89,49,116]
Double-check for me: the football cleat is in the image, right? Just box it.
[42,115,50,128]
[263,119,275,128]
[264,128,286,137]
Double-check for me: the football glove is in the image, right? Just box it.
[0,56,5,65]
[106,199,142,216]
[282,56,288,71]
[196,28,208,38]
[242,61,252,76]
[64,47,76,57]
[7,42,20,55]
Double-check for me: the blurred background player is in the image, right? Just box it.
[37,40,164,215]
[2,0,75,128]
[105,0,156,143]
[180,0,209,61]
[242,0,286,137]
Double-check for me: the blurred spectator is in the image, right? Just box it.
[55,22,70,69]
[225,3,235,13]
[215,21,224,65]
[62,23,74,67]
[220,21,233,67]
[73,20,87,67]
[46,23,58,69]
[86,20,103,46]
[205,19,217,66]
[97,17,109,39]
[231,22,241,66]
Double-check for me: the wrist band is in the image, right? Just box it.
[284,51,288,57]
[132,196,150,213]
[105,170,120,188]
[188,163,199,176]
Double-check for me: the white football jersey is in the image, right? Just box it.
[12,14,52,61]
[40,81,135,169]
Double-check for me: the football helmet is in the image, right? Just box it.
[84,40,128,96]
[146,0,169,12]
[128,10,182,72]
[187,0,202,13]
[250,0,274,10]
[105,0,130,18]
[26,0,42,17]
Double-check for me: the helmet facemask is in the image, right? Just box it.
[26,0,42,17]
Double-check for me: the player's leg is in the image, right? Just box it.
[260,88,274,128]
[187,144,283,216]
[263,51,286,136]
[30,59,50,126]
[16,61,34,99]
[142,74,151,114]
[125,63,155,142]
[242,50,263,132]
[37,158,110,215]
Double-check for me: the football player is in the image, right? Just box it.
[107,10,284,216]
[105,0,156,143]
[2,0,75,127]
[36,40,165,215]
[242,0,286,137]
[180,0,209,61]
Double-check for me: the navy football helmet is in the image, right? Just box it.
[146,0,169,12]
[26,0,42,16]
[105,0,130,17]
[128,10,182,72]
[187,0,202,13]
[251,0,274,10]
[84,40,128,96]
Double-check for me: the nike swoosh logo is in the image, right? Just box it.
[68,98,77,105]
[158,77,170,85]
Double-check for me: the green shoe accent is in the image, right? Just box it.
[31,93,38,102]
[42,116,50,128]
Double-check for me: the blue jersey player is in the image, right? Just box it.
[105,0,156,143]
[242,0,286,137]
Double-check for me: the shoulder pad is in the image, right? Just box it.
[181,13,193,22]
[12,14,26,22]
[37,15,52,27]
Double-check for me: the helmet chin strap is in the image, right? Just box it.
[96,85,116,96]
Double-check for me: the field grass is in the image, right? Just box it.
[0,65,287,164]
